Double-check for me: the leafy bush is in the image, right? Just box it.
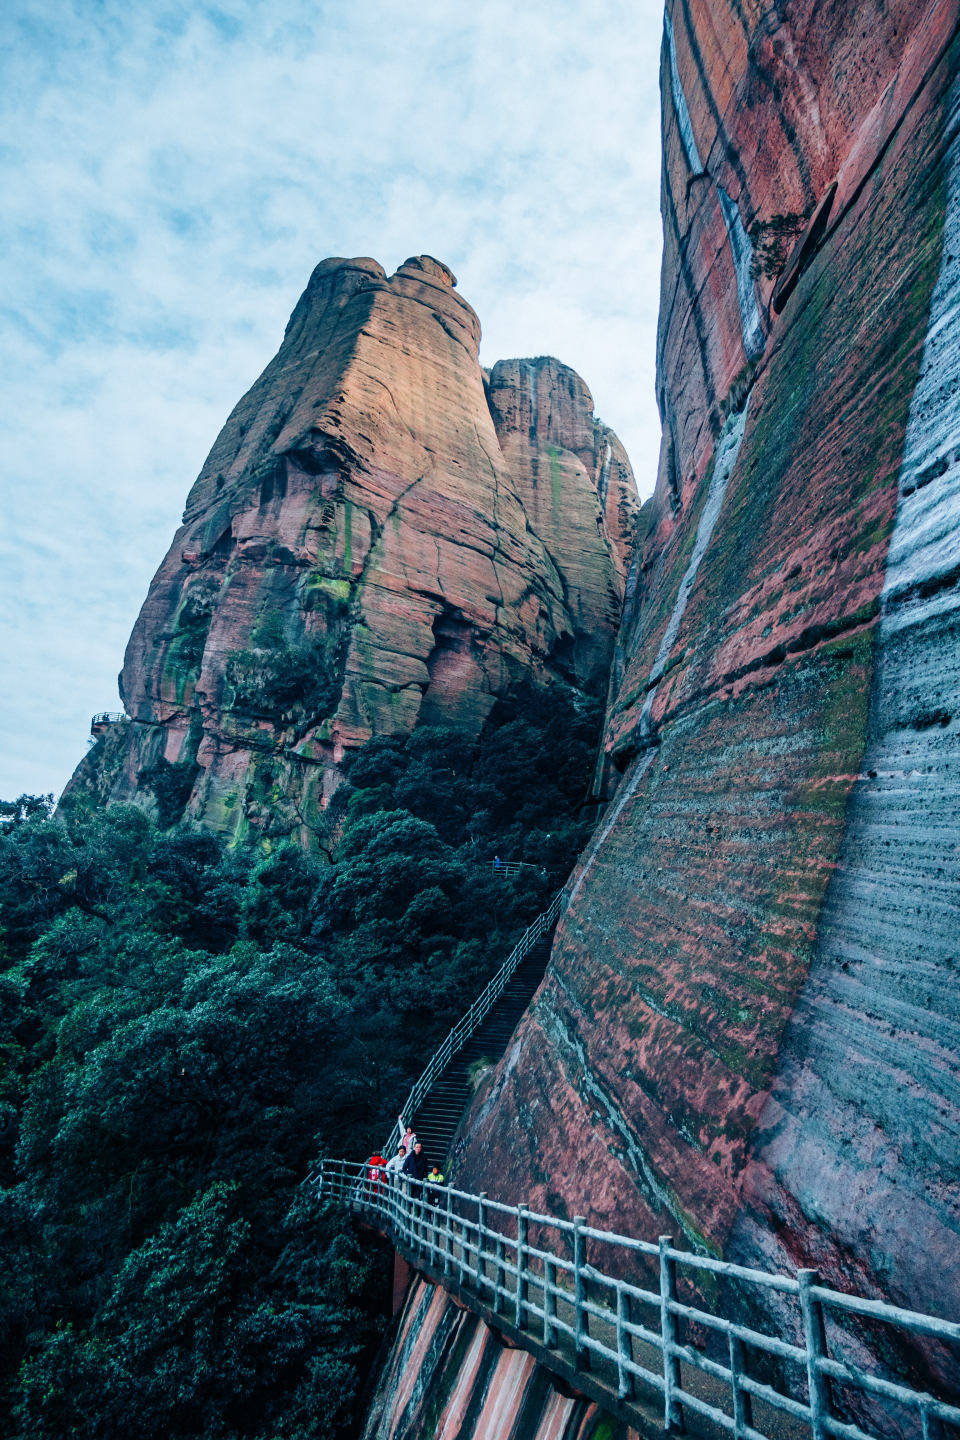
[225,611,346,723]
[137,756,200,828]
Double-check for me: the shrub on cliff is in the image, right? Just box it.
[224,611,346,723]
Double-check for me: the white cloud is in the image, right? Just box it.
[0,0,665,799]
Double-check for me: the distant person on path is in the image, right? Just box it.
[426,1164,445,1201]
[398,1117,416,1154]
[366,1151,386,1198]
[494,855,501,870]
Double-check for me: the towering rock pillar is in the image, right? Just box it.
[457,0,960,1359]
[68,257,637,837]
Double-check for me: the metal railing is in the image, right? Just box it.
[321,1159,960,1440]
[381,888,565,1158]
[90,711,125,728]
[492,859,537,877]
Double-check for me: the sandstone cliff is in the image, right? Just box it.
[67,257,638,838]
[362,1276,646,1440]
[452,0,960,1386]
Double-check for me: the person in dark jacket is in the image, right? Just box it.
[401,1140,428,1199]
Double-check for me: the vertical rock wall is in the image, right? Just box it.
[455,0,960,1366]
[731,62,960,1336]
[362,1276,642,1440]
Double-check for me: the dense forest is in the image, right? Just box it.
[0,686,600,1439]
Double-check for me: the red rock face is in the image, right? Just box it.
[67,257,638,837]
[456,0,960,1386]
[363,1274,643,1440]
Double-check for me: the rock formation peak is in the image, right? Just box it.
[69,255,639,840]
[395,253,458,287]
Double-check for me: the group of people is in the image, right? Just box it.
[366,1117,445,1201]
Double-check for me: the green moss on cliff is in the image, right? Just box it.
[162,586,216,704]
[224,604,348,726]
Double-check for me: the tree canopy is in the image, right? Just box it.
[0,684,601,1438]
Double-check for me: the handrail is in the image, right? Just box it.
[320,1158,960,1440]
[492,859,537,876]
[382,888,565,1158]
[90,711,125,727]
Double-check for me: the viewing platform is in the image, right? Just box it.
[90,711,125,735]
[491,858,540,877]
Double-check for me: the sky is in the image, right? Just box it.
[0,0,666,800]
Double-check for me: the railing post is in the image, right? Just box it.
[493,1232,506,1314]
[543,1256,558,1348]
[515,1206,529,1328]
[443,1189,454,1278]
[574,1216,590,1371]
[798,1269,831,1440]
[728,1333,753,1440]
[405,1180,416,1249]
[477,1192,487,1292]
[617,1285,636,1400]
[429,1189,439,1264]
[418,1185,428,1256]
[659,1235,684,1433]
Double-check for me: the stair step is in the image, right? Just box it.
[401,914,558,1161]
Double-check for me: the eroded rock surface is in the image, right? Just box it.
[68,258,637,837]
[362,1275,643,1440]
[456,0,960,1383]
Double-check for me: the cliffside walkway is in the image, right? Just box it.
[380,889,564,1165]
[318,898,959,1440]
[319,1160,960,1440]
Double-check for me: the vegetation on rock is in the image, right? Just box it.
[0,684,599,1439]
[224,610,348,724]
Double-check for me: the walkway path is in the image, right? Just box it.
[320,1161,960,1440]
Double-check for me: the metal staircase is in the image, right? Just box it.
[409,931,554,1169]
[382,889,566,1165]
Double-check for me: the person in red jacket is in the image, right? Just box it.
[366,1151,386,1200]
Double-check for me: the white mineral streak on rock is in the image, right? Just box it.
[599,438,612,504]
[568,402,749,911]
[435,1323,489,1440]
[472,1350,531,1440]
[361,1279,440,1440]
[537,1389,579,1440]
[664,11,703,172]
[716,182,766,359]
[525,357,539,444]
[664,10,765,359]
[739,78,960,1313]
[646,401,749,691]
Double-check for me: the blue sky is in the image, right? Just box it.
[0,0,665,799]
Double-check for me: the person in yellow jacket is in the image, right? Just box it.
[426,1164,445,1202]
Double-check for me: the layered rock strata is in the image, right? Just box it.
[68,257,637,837]
[363,1275,643,1440]
[453,0,960,1399]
